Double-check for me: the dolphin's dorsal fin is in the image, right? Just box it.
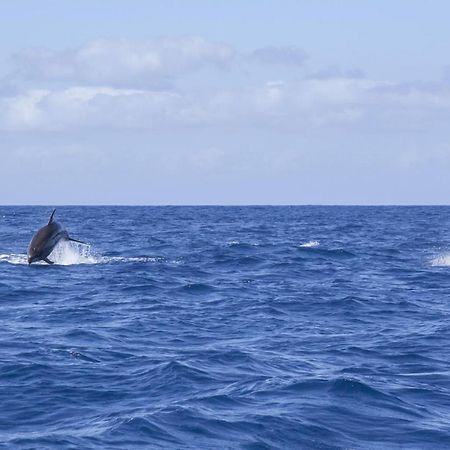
[48,209,56,224]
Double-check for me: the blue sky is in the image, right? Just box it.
[1,1,450,204]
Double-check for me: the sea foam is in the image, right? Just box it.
[299,240,320,248]
[430,253,450,267]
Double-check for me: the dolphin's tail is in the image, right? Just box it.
[66,236,89,246]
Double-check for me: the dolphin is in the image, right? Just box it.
[27,209,87,265]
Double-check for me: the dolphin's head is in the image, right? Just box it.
[27,245,40,264]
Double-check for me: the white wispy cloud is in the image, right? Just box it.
[10,37,235,87]
[2,78,450,132]
[9,37,310,87]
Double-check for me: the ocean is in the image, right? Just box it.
[1,206,450,449]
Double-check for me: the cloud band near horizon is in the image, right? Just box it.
[1,36,449,133]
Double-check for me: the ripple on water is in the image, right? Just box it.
[2,206,450,449]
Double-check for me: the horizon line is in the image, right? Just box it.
[1,204,450,207]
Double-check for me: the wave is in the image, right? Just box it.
[297,246,356,258]
[430,253,450,267]
[299,240,320,248]
[226,240,259,250]
[179,283,216,294]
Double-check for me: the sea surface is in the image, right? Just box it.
[1,206,450,449]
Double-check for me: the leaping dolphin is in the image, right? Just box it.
[27,209,87,264]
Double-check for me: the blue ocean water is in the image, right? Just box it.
[1,206,450,449]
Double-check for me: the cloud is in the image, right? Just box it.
[2,77,450,133]
[0,86,183,130]
[309,65,366,80]
[10,37,235,87]
[2,37,450,134]
[8,38,313,89]
[251,46,308,66]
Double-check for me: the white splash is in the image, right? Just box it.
[47,240,97,265]
[300,240,320,248]
[0,254,27,265]
[0,241,97,266]
[430,253,450,267]
[0,242,165,266]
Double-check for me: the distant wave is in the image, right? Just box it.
[297,241,355,258]
[430,253,450,267]
[299,240,320,248]
[226,240,259,249]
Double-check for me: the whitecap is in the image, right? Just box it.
[430,253,450,267]
[100,256,164,264]
[299,240,320,248]
[0,254,27,265]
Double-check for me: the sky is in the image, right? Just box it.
[1,0,450,205]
